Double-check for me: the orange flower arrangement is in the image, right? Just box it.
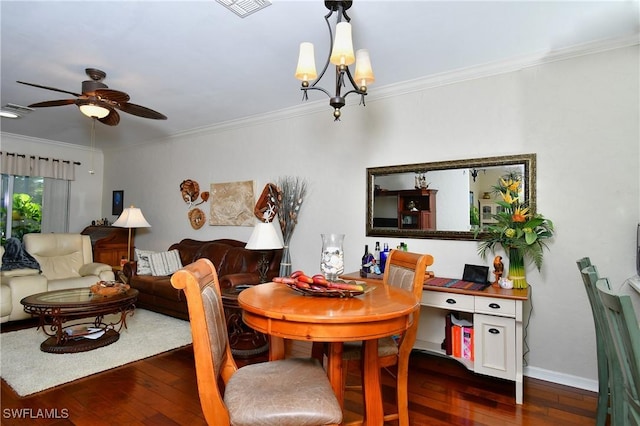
[475,172,554,288]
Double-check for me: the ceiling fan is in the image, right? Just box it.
[17,68,167,126]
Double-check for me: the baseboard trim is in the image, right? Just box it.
[525,366,598,393]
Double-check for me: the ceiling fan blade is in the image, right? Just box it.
[99,109,120,126]
[95,88,130,103]
[28,99,77,108]
[17,81,81,97]
[117,102,167,120]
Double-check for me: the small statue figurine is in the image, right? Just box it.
[492,255,504,288]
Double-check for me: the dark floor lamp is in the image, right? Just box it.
[113,205,151,261]
[246,221,283,283]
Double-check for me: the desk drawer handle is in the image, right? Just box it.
[489,328,500,335]
[489,303,501,309]
[446,298,457,304]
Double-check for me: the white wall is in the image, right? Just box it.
[4,42,637,391]
[0,135,104,231]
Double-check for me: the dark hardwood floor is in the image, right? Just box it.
[1,331,598,426]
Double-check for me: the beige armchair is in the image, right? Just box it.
[2,234,116,322]
[23,233,115,291]
[0,245,47,322]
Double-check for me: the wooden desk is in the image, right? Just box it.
[238,281,419,425]
[343,271,529,404]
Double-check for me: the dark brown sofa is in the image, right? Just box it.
[122,238,282,320]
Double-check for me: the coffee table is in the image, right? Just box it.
[21,287,138,353]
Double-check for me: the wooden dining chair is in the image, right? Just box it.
[314,249,433,426]
[596,277,640,426]
[577,257,611,426]
[580,264,626,425]
[170,258,343,426]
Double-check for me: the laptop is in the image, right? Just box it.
[462,264,490,287]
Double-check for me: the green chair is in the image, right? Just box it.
[596,278,640,426]
[579,261,625,425]
[577,258,609,426]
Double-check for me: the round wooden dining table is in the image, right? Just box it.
[238,281,420,425]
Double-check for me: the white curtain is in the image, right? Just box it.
[0,152,76,180]
[41,178,70,233]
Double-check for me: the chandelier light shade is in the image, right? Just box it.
[295,42,318,82]
[330,22,355,66]
[295,0,374,121]
[113,205,151,261]
[354,48,375,88]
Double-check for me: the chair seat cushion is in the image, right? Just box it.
[341,336,398,361]
[224,358,343,426]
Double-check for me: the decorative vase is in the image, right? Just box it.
[507,247,528,289]
[279,238,292,277]
[320,234,345,282]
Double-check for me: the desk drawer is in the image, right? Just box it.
[422,291,474,313]
[475,296,516,317]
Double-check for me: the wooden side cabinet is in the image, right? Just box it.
[416,286,528,404]
[396,189,437,230]
[81,226,132,267]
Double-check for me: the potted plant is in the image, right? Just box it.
[475,172,554,289]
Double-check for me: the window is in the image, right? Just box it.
[1,174,69,243]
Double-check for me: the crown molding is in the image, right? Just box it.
[0,132,100,153]
[175,33,638,139]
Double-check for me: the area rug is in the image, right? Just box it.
[0,309,192,397]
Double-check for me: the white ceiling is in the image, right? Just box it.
[1,1,638,150]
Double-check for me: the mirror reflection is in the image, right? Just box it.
[366,154,536,241]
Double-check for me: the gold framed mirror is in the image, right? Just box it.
[366,154,536,241]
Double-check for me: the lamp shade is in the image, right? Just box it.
[113,206,151,229]
[330,22,355,66]
[246,222,283,250]
[354,49,375,88]
[295,42,318,82]
[79,103,110,119]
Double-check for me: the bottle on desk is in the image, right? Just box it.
[379,243,389,273]
[361,245,374,277]
[374,242,381,265]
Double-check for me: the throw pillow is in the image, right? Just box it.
[149,250,183,276]
[135,249,154,276]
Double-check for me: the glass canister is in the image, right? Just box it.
[320,234,345,282]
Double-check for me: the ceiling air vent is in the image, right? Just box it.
[0,103,34,118]
[216,0,271,18]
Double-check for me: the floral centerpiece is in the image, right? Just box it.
[475,172,554,289]
[270,176,307,277]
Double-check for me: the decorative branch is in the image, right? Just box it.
[271,176,307,243]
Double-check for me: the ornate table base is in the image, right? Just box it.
[21,288,138,354]
[222,286,269,359]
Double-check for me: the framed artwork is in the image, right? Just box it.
[209,180,254,226]
[112,190,124,216]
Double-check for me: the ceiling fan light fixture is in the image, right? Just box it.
[79,103,110,119]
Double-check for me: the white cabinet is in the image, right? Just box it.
[474,313,516,380]
[478,200,504,228]
[415,287,528,404]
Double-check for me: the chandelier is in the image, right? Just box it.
[295,1,374,121]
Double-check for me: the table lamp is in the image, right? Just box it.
[113,205,151,261]
[245,221,283,283]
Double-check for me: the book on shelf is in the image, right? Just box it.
[448,314,473,360]
[462,326,474,361]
